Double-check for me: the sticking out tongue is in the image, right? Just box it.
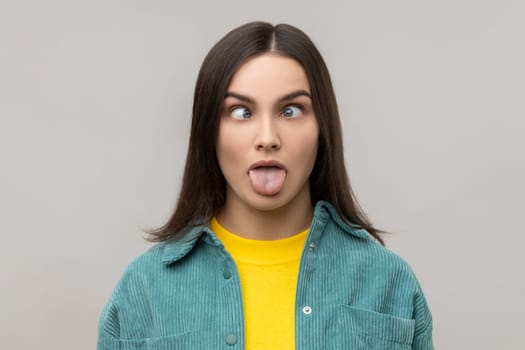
[248,167,286,196]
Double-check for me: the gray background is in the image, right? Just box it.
[1,0,524,349]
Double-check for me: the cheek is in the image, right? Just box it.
[286,123,319,171]
[216,123,248,170]
[295,120,319,151]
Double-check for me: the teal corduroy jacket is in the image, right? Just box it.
[97,201,434,349]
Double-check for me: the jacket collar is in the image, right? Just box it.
[161,200,370,265]
[160,223,210,265]
[304,201,371,244]
[319,201,371,240]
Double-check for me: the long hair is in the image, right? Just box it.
[146,21,385,244]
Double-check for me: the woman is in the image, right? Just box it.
[97,22,434,349]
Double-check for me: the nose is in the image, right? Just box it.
[255,115,281,151]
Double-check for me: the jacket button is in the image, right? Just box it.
[302,306,312,315]
[226,333,237,345]
[223,269,232,280]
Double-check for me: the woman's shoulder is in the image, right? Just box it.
[331,225,419,279]
[120,224,206,276]
[318,201,423,284]
[107,243,167,294]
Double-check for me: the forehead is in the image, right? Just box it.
[227,54,310,99]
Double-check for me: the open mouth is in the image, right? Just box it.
[248,161,287,196]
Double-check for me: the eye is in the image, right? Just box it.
[282,105,302,118]
[230,106,252,120]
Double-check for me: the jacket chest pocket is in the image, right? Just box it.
[98,331,213,350]
[337,305,415,350]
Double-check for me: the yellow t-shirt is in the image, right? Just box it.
[210,217,308,350]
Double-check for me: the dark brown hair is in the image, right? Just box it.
[146,21,385,244]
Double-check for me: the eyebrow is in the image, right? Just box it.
[224,90,312,104]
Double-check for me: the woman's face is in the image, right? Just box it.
[216,53,319,212]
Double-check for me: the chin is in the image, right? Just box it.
[226,182,310,213]
[245,194,288,212]
[246,186,309,213]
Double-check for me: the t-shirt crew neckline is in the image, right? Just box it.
[210,216,309,265]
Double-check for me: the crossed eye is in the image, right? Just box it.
[230,105,303,120]
[282,105,301,118]
[230,107,252,120]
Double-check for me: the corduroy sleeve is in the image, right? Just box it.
[97,293,122,349]
[412,288,434,349]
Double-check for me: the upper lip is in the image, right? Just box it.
[248,160,287,172]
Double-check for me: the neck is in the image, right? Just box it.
[216,190,314,240]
